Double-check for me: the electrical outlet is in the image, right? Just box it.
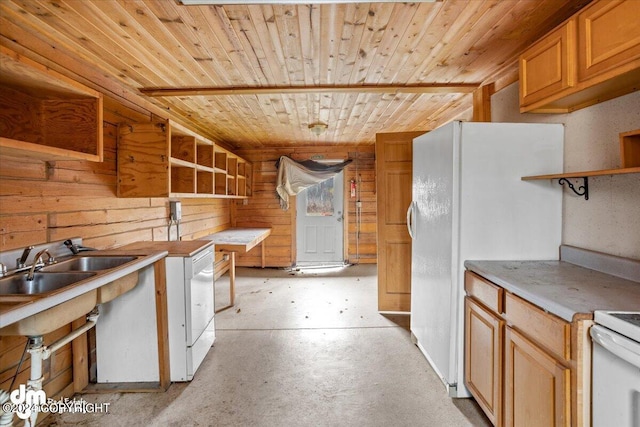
[169,200,182,220]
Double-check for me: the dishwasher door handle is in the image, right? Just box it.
[591,325,640,368]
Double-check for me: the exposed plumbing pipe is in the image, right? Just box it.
[22,307,100,426]
[42,310,99,358]
[25,336,44,427]
[0,390,13,426]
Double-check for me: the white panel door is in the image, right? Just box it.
[296,172,344,264]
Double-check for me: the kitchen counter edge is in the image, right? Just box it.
[0,249,168,329]
[464,259,640,322]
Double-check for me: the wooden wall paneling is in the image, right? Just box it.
[0,154,48,180]
[233,146,376,267]
[0,213,47,252]
[345,150,377,263]
[0,88,233,400]
[473,83,495,122]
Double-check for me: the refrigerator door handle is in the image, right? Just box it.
[406,201,415,239]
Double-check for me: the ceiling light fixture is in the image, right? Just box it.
[180,0,438,4]
[308,122,328,136]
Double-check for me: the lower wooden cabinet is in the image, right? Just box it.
[504,327,571,427]
[465,297,504,426]
[464,270,583,427]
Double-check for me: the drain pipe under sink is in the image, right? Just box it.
[22,307,100,427]
[0,390,12,426]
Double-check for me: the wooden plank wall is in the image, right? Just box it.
[232,146,377,267]
[0,95,231,418]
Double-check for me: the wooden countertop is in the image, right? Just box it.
[117,240,213,257]
[464,260,640,322]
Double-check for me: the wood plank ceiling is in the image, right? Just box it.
[0,0,591,149]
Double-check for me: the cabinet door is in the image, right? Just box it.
[465,297,504,427]
[519,18,576,108]
[118,122,170,197]
[504,327,571,427]
[578,0,640,83]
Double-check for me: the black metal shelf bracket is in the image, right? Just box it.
[558,177,589,200]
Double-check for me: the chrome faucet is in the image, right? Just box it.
[27,249,56,281]
[17,245,34,268]
[64,239,96,255]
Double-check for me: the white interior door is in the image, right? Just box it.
[296,172,344,265]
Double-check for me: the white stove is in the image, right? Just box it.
[590,310,640,427]
[594,311,640,341]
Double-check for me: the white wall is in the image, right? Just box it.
[491,83,640,259]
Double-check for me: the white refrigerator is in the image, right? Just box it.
[407,121,563,398]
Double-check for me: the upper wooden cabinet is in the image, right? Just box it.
[577,0,640,83]
[519,19,576,108]
[0,46,103,162]
[117,119,250,199]
[520,0,640,113]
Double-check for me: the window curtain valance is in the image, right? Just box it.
[275,156,353,210]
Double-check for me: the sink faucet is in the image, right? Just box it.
[27,249,56,281]
[64,239,96,255]
[17,245,34,268]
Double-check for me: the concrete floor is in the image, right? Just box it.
[42,264,491,427]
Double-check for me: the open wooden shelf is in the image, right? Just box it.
[620,129,640,168]
[522,167,640,180]
[117,119,250,198]
[523,167,639,201]
[0,46,103,162]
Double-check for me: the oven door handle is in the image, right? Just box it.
[591,325,640,368]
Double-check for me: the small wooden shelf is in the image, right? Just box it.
[197,144,214,168]
[523,167,639,201]
[522,167,640,180]
[171,166,195,194]
[214,152,227,170]
[0,46,103,162]
[170,157,194,168]
[197,170,214,194]
[195,164,215,173]
[620,129,640,168]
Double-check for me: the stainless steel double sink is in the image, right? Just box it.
[0,255,140,336]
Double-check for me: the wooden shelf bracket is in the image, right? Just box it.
[558,177,589,200]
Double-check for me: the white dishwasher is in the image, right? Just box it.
[591,311,640,427]
[96,241,216,384]
[166,244,216,381]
